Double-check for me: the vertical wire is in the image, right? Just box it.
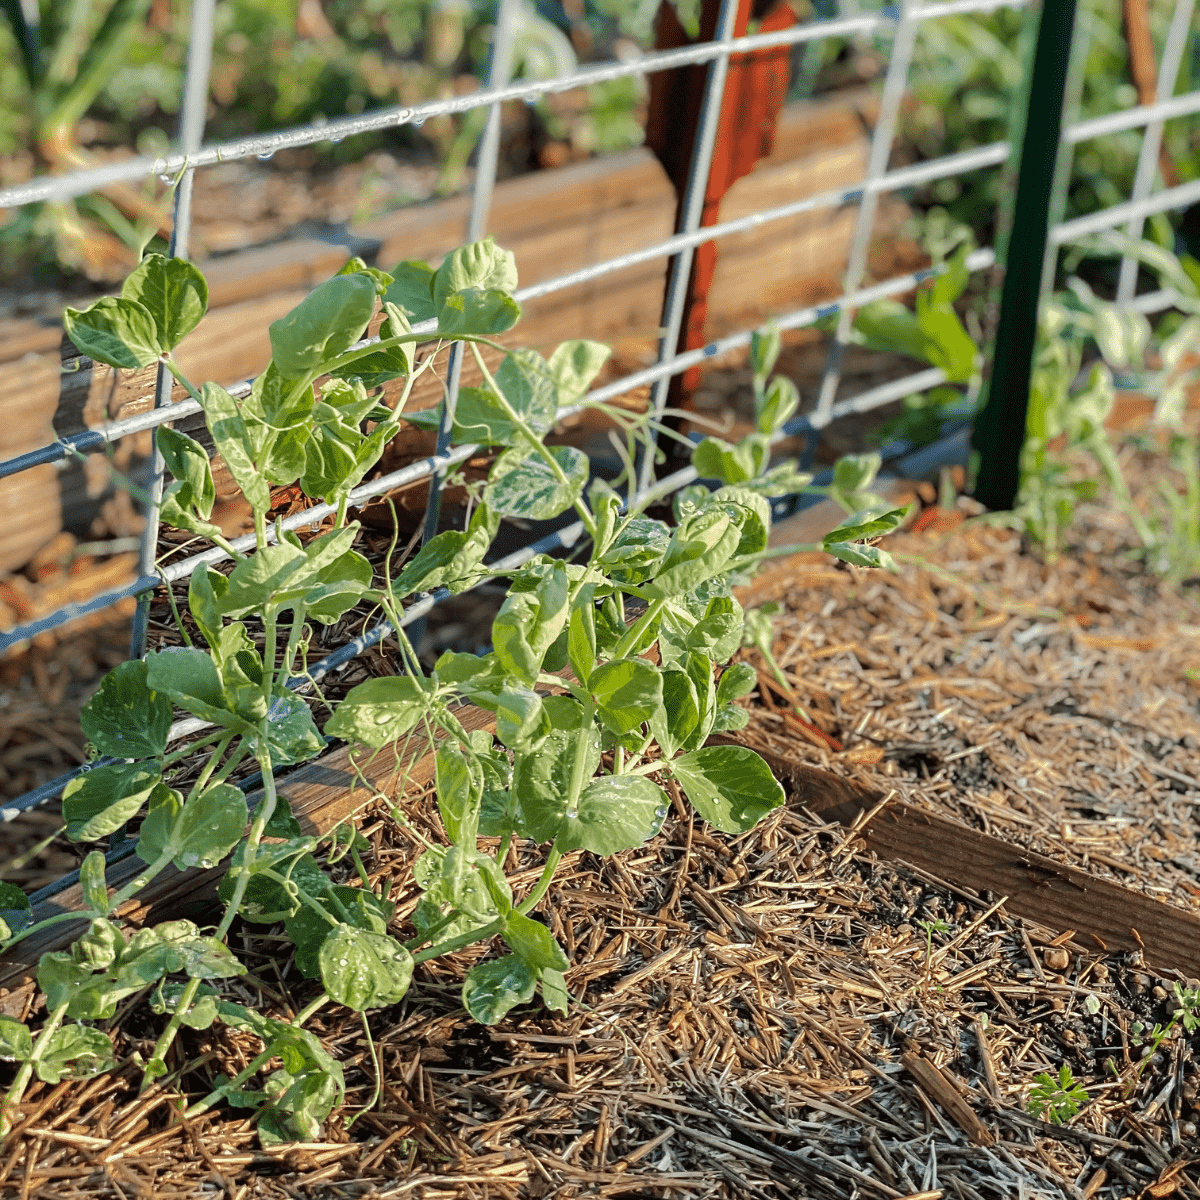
[1115,0,1196,306]
[421,0,519,543]
[128,0,217,660]
[634,0,742,500]
[1039,0,1092,297]
[812,0,918,430]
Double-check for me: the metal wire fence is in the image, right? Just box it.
[1,0,1198,882]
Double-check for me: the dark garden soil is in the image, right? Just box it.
[2,447,1200,1195]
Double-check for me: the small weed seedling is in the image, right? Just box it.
[917,918,949,976]
[0,243,909,1141]
[1028,1063,1088,1125]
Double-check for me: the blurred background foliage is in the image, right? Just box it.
[1,0,1198,285]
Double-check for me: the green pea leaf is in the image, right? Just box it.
[437,288,521,337]
[491,561,569,686]
[145,647,248,733]
[708,487,771,559]
[462,954,537,1025]
[822,506,908,547]
[649,669,700,759]
[589,659,663,736]
[824,541,897,569]
[555,774,668,856]
[485,445,588,521]
[304,549,374,626]
[494,685,551,750]
[269,272,377,378]
[286,885,390,978]
[249,360,312,435]
[121,254,208,352]
[750,324,781,382]
[336,256,394,293]
[264,793,305,840]
[62,762,161,841]
[435,742,481,847]
[433,238,518,312]
[135,784,181,866]
[512,707,600,844]
[80,659,173,761]
[256,691,325,768]
[671,745,784,833]
[325,675,429,750]
[0,881,33,941]
[851,298,927,361]
[319,925,414,1011]
[150,981,220,1029]
[157,427,215,518]
[334,301,412,387]
[539,968,570,1017]
[644,508,740,599]
[158,483,227,541]
[833,452,883,496]
[547,339,610,401]
[172,783,248,870]
[598,518,670,585]
[685,595,743,662]
[217,542,308,618]
[198,382,271,513]
[692,434,768,486]
[63,297,161,369]
[716,662,757,704]
[567,587,597,684]
[680,651,716,754]
[757,375,799,435]
[0,1016,31,1061]
[71,919,124,970]
[35,1026,115,1085]
[501,911,568,972]
[383,260,437,323]
[80,852,108,915]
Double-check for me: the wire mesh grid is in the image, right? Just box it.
[1,0,1199,879]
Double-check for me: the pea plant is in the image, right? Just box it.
[1017,234,1200,578]
[0,240,906,1142]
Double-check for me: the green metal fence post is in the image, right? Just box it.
[972,0,1078,511]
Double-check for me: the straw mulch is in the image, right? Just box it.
[4,463,1200,1197]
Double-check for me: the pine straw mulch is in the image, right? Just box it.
[6,435,1200,1196]
[7,769,1196,1200]
[6,485,1200,1196]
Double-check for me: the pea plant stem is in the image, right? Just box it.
[144,726,282,1087]
[0,1001,69,1137]
[468,342,598,539]
[184,1049,274,1119]
[611,598,665,660]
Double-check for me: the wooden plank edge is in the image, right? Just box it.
[735,738,1200,979]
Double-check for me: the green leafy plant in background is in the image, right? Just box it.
[1016,234,1200,581]
[0,0,653,284]
[1028,1062,1088,1125]
[0,237,906,1141]
[897,0,1200,244]
[0,0,175,281]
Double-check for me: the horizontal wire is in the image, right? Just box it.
[1,139,1010,482]
[1063,89,1200,144]
[0,0,1028,212]
[0,249,996,655]
[1050,175,1200,243]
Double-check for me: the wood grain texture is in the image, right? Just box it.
[739,737,1200,978]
